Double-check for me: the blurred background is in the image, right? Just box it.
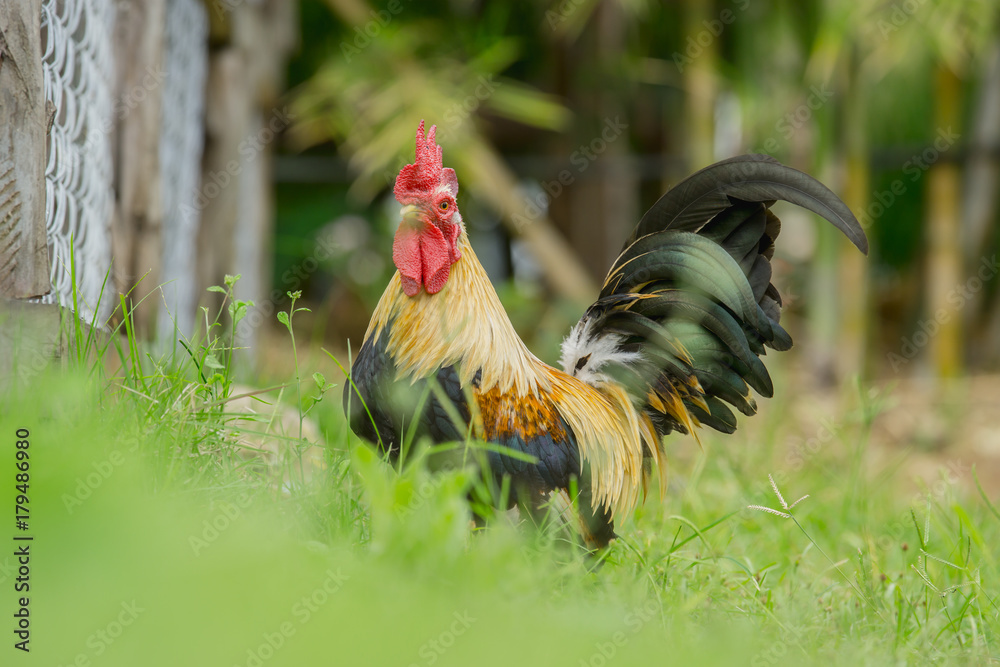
[275,0,1000,389]
[272,0,1000,483]
[3,0,1000,473]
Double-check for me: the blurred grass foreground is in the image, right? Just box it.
[1,322,998,665]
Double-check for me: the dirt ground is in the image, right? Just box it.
[729,367,1000,501]
[852,374,1000,496]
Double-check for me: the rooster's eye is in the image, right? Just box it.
[439,201,449,210]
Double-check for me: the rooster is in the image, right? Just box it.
[344,121,867,549]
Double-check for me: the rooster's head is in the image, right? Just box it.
[392,120,463,297]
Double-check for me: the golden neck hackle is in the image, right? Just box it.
[366,231,549,397]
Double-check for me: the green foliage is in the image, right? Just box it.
[292,4,570,203]
[2,301,998,664]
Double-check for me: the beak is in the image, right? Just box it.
[399,204,424,229]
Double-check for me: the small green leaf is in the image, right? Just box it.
[230,300,252,324]
[277,311,289,326]
[313,372,326,390]
[203,353,224,370]
[224,274,242,287]
[207,285,226,294]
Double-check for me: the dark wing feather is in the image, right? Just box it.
[345,323,473,461]
[344,327,401,457]
[346,326,589,522]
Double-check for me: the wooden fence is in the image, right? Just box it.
[0,0,296,379]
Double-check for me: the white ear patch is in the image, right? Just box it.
[559,317,641,386]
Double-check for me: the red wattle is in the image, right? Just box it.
[392,221,456,296]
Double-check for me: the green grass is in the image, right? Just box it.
[1,287,997,666]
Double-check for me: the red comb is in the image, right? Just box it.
[393,120,458,203]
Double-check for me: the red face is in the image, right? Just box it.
[392,122,463,297]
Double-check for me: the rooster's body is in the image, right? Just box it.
[345,121,867,548]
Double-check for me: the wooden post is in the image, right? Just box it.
[0,301,66,391]
[196,47,251,302]
[0,0,50,299]
[567,2,637,281]
[112,0,167,336]
[198,0,298,361]
[964,42,1000,367]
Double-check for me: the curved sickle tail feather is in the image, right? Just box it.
[562,154,868,442]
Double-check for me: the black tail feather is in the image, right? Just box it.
[563,155,867,439]
[625,154,868,254]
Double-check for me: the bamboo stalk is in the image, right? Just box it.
[925,65,964,379]
[838,62,871,381]
[682,0,716,171]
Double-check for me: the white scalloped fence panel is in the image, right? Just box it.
[36,0,115,324]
